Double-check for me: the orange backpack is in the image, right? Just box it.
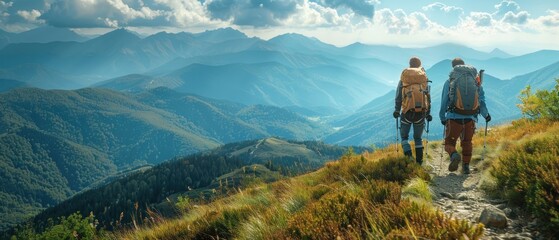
[400,68,430,113]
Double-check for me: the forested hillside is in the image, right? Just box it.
[15,138,361,234]
[0,87,330,231]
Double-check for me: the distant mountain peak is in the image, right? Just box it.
[270,33,319,42]
[106,28,141,38]
[107,28,139,36]
[207,27,245,35]
[195,27,247,42]
[346,42,366,47]
[429,42,472,50]
[11,26,88,43]
[489,48,513,58]
[427,59,452,71]
[145,31,194,42]
[268,33,336,52]
[87,28,141,44]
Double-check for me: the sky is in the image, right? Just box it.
[0,0,558,54]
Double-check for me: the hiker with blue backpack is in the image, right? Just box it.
[440,58,491,174]
[393,57,432,165]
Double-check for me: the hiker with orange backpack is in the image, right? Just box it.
[393,57,432,165]
[439,58,491,174]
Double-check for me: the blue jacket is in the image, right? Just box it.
[439,67,489,122]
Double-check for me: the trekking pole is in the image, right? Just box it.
[395,118,400,154]
[481,120,488,160]
[424,80,432,161]
[479,69,488,161]
[425,120,430,159]
[439,124,445,175]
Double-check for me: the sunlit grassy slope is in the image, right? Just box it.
[478,119,559,236]
[112,118,559,240]
[115,149,478,238]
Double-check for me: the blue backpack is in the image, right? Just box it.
[448,65,480,115]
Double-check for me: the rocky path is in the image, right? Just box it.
[425,146,543,240]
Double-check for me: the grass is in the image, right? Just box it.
[402,177,433,204]
[113,148,483,239]
[471,118,559,237]
[486,119,559,236]
[107,118,559,239]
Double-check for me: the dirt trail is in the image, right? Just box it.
[425,146,542,240]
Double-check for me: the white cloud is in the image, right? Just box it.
[0,0,12,23]
[490,0,531,26]
[536,10,559,27]
[0,0,380,31]
[410,12,431,30]
[106,0,163,21]
[420,2,463,27]
[494,0,520,17]
[422,2,463,14]
[467,12,494,27]
[0,0,12,12]
[99,17,119,28]
[374,8,441,34]
[376,9,409,34]
[39,0,218,28]
[502,11,529,24]
[158,0,215,27]
[284,1,350,27]
[17,9,44,23]
[321,0,378,17]
[460,12,498,32]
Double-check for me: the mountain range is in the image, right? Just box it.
[0,27,87,49]
[0,87,330,231]
[5,27,558,113]
[1,26,559,232]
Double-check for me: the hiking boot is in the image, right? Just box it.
[462,163,470,174]
[404,150,413,161]
[415,147,423,165]
[448,152,461,172]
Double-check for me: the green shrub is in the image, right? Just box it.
[325,156,430,184]
[383,200,485,240]
[518,79,559,120]
[288,182,483,240]
[12,212,99,240]
[288,189,366,239]
[193,206,253,239]
[491,136,559,235]
[175,194,192,213]
[363,180,401,205]
[310,184,331,200]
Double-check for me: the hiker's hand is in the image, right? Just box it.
[393,111,400,118]
[485,114,491,122]
[426,115,432,122]
[441,120,446,126]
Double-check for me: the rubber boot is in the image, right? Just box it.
[415,147,423,165]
